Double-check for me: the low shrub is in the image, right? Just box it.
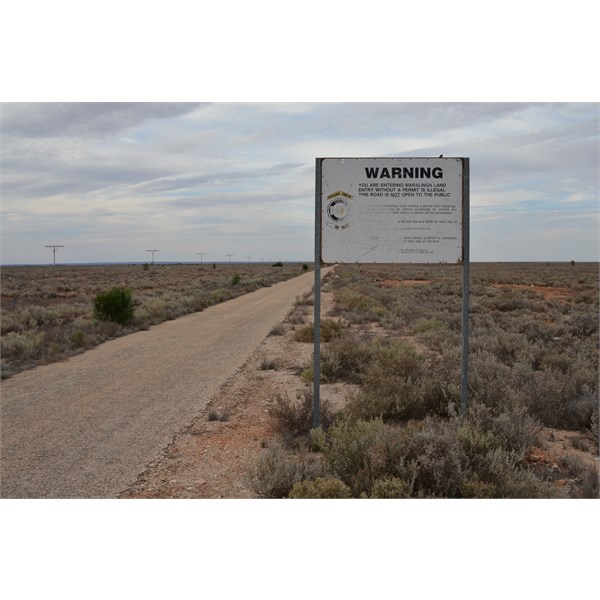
[399,419,468,498]
[268,391,334,441]
[249,443,324,498]
[321,419,407,496]
[344,341,457,422]
[295,292,313,306]
[562,393,598,431]
[318,335,373,384]
[413,317,447,334]
[260,357,281,371]
[346,370,425,422]
[70,329,87,348]
[334,287,384,321]
[293,319,342,343]
[139,298,167,324]
[370,477,413,499]
[268,324,286,336]
[460,476,497,498]
[93,287,134,325]
[1,330,44,359]
[288,477,351,499]
[207,410,229,422]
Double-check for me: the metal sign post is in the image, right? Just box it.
[460,159,470,415]
[313,157,470,427]
[313,160,323,428]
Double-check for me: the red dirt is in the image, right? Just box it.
[380,279,431,287]
[491,283,576,301]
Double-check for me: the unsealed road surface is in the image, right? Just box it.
[1,270,325,498]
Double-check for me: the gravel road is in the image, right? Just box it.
[1,270,324,498]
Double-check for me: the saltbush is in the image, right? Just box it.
[1,330,44,359]
[344,341,457,422]
[288,477,351,499]
[322,419,408,496]
[292,319,342,343]
[317,335,374,384]
[370,477,413,498]
[250,443,324,498]
[268,391,334,441]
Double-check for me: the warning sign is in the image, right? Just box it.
[319,157,466,264]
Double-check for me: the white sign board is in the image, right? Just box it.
[320,157,465,264]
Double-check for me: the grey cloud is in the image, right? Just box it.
[113,162,306,197]
[1,102,207,137]
[291,102,529,138]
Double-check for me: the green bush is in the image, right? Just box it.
[288,477,351,498]
[93,287,134,325]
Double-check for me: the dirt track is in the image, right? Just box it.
[0,270,323,498]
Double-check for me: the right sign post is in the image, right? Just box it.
[313,157,470,425]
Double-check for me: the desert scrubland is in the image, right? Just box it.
[1,261,598,498]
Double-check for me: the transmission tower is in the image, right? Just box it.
[197,252,206,267]
[226,254,233,266]
[146,249,160,264]
[45,245,64,266]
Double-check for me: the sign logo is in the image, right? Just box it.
[326,190,352,229]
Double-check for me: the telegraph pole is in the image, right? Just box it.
[45,245,64,266]
[146,249,159,264]
[197,252,206,267]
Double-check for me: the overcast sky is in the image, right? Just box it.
[1,102,597,264]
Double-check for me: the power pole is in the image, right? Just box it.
[226,254,233,266]
[246,256,251,264]
[45,245,64,266]
[197,252,206,267]
[146,249,159,264]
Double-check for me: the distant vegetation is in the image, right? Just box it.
[0,263,311,378]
